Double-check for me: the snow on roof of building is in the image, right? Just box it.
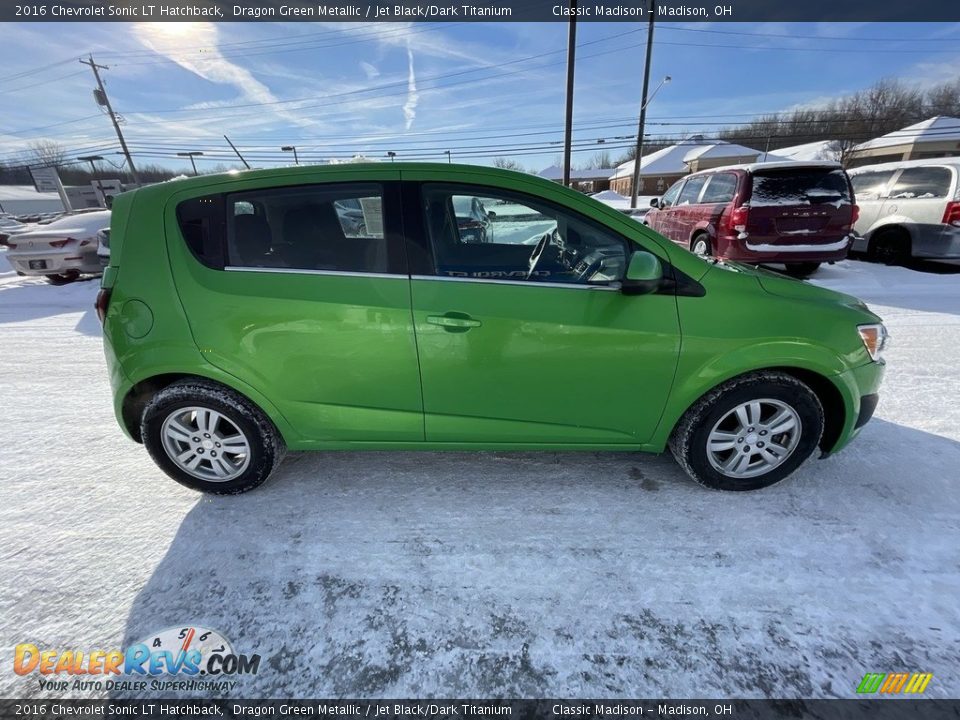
[852,116,960,151]
[538,165,615,181]
[774,140,843,162]
[681,142,763,163]
[609,136,760,180]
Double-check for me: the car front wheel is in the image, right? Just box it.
[669,372,824,491]
[141,379,285,494]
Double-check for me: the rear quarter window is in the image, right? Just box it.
[176,195,225,269]
[750,169,851,206]
[888,166,953,200]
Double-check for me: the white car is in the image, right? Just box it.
[5,210,111,284]
[96,228,110,267]
[848,158,960,264]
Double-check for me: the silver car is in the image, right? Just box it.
[5,210,110,284]
[849,158,960,264]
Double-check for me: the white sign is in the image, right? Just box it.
[29,166,62,194]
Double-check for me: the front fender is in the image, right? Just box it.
[648,339,854,452]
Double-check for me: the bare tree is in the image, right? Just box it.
[28,140,67,168]
[493,157,525,172]
[582,150,612,169]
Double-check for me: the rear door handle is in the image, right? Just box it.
[426,313,482,332]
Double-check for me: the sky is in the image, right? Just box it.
[1,21,960,175]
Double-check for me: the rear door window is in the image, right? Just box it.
[750,168,851,206]
[224,183,395,273]
[700,173,738,203]
[850,170,896,200]
[676,176,708,206]
[887,166,953,199]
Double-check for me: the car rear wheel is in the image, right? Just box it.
[782,262,821,279]
[868,228,910,266]
[690,234,712,257]
[141,379,285,494]
[44,271,79,285]
[669,371,824,491]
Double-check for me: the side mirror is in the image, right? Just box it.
[649,197,660,208]
[622,251,663,295]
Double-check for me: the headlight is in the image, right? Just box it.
[858,323,889,363]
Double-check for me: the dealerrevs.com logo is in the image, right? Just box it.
[14,626,260,693]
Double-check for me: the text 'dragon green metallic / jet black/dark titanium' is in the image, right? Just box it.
[96,163,886,494]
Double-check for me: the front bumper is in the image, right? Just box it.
[825,361,885,455]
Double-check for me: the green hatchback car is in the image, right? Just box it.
[97,163,887,494]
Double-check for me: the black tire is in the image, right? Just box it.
[868,228,910,266]
[141,379,286,494]
[690,233,712,257]
[782,262,821,279]
[45,271,79,285]
[668,371,824,491]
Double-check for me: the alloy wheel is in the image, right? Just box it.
[706,399,802,479]
[160,406,251,482]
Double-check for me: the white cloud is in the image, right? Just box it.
[402,44,418,131]
[360,61,380,79]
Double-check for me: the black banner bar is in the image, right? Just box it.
[1,700,959,720]
[5,0,960,22]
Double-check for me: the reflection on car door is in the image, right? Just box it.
[647,179,685,240]
[402,178,681,445]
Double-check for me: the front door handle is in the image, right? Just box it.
[426,313,482,332]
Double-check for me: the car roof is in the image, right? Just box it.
[687,160,842,177]
[846,157,960,174]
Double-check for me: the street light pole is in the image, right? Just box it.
[444,150,452,164]
[630,0,657,209]
[282,145,300,165]
[386,151,396,163]
[177,151,203,176]
[562,0,577,188]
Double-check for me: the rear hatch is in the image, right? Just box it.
[745,167,854,246]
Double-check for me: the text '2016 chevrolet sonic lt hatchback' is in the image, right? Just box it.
[98,164,887,494]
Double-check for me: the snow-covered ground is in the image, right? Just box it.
[0,254,958,699]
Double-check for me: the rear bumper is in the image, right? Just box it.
[6,249,102,275]
[719,233,853,263]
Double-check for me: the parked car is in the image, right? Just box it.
[847,158,960,264]
[5,210,110,284]
[97,228,111,266]
[0,216,30,246]
[452,195,493,243]
[645,161,858,278]
[98,163,885,495]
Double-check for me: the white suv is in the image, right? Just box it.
[848,158,960,264]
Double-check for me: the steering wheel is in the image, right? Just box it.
[526,233,552,280]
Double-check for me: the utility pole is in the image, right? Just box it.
[562,0,577,188]
[80,55,140,186]
[630,0,656,209]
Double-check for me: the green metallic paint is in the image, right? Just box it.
[101,162,885,460]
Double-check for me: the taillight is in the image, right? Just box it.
[49,238,72,248]
[0,233,8,246]
[850,204,860,226]
[95,288,111,325]
[724,205,749,233]
[942,201,960,227]
[6,242,16,249]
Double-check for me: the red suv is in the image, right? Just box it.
[644,161,858,278]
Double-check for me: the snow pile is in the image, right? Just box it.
[0,252,958,698]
